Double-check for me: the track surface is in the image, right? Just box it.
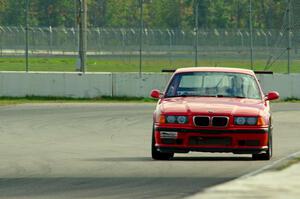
[0,103,299,199]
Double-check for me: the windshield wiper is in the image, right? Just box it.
[178,94,203,97]
[216,95,246,98]
[169,94,216,97]
[199,95,217,97]
[167,94,224,98]
[233,96,246,98]
[166,94,195,98]
[177,94,189,97]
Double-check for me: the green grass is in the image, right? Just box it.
[0,95,298,106]
[0,57,297,73]
[0,96,157,106]
[280,97,300,102]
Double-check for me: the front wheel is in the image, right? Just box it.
[252,128,272,160]
[151,127,174,160]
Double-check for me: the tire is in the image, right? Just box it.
[252,127,272,160]
[151,127,174,160]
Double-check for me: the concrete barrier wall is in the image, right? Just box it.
[112,73,171,97]
[0,72,298,99]
[0,72,112,98]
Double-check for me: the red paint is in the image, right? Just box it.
[150,89,160,99]
[266,91,280,101]
[151,67,279,154]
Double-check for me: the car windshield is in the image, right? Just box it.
[165,72,262,99]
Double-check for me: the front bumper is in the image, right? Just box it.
[154,127,269,154]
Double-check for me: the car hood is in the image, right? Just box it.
[159,97,265,116]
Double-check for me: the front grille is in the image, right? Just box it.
[189,136,232,146]
[194,116,229,127]
[212,117,228,127]
[194,116,210,126]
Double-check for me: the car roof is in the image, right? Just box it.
[175,67,255,76]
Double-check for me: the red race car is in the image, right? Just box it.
[150,67,279,160]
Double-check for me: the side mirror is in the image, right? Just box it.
[266,91,279,101]
[150,89,161,99]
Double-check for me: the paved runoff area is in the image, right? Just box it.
[0,103,299,199]
[186,156,300,199]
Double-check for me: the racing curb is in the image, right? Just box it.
[185,151,300,199]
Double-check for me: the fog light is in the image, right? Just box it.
[160,131,178,139]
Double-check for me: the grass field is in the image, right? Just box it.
[0,96,298,106]
[0,57,297,73]
[0,96,157,106]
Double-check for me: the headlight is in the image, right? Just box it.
[166,116,176,123]
[166,115,188,124]
[234,117,258,125]
[235,117,246,125]
[246,117,258,125]
[177,116,188,124]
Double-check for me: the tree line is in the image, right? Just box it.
[0,0,287,29]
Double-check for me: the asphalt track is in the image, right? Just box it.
[0,103,299,199]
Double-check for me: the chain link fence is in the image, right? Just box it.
[0,0,297,73]
[1,27,285,55]
[0,26,293,71]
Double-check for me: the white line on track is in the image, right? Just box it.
[239,150,300,179]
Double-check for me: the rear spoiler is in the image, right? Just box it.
[162,69,273,74]
[161,69,176,73]
[254,71,273,74]
[161,69,273,75]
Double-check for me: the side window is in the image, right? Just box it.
[242,77,260,99]
[166,75,181,96]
